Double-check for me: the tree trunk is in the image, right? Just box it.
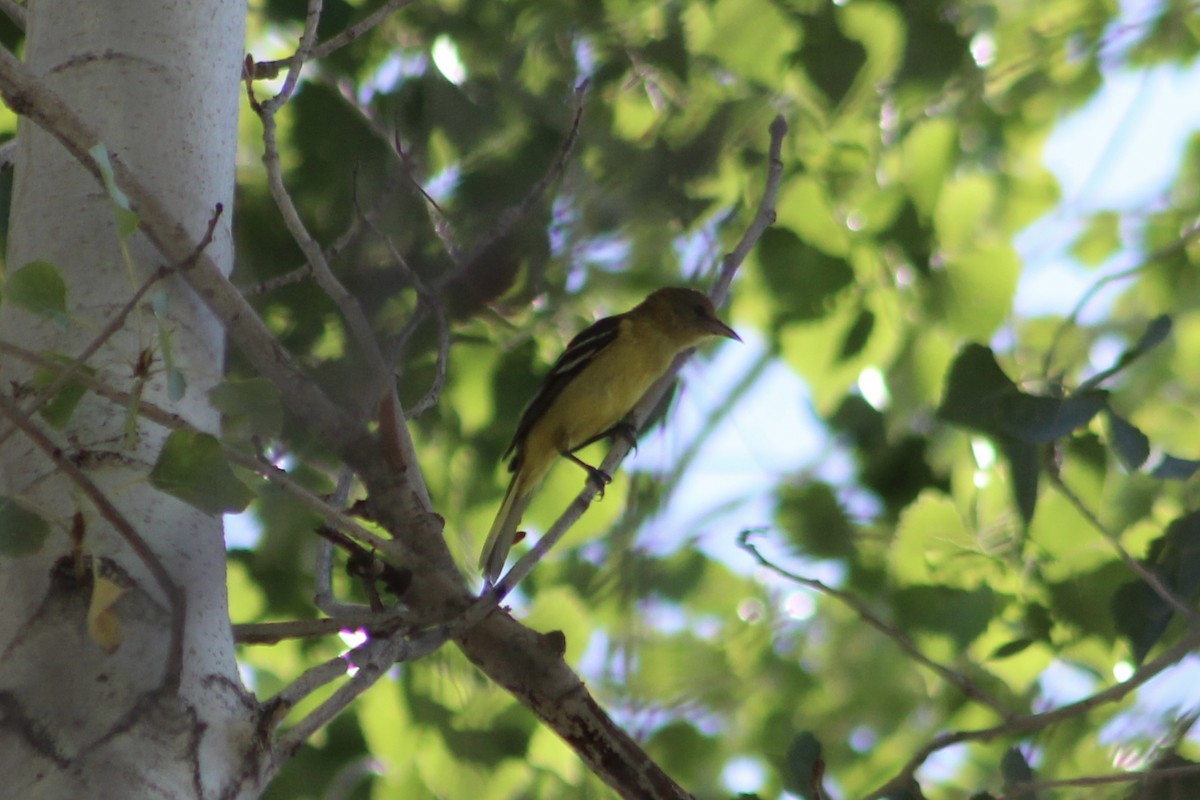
[0,1,255,797]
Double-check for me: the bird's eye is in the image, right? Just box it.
[692,303,707,317]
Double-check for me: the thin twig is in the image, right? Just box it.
[314,469,361,616]
[0,203,223,451]
[263,0,323,112]
[738,531,1012,715]
[248,30,395,422]
[0,391,187,686]
[445,80,591,290]
[865,627,1200,799]
[234,609,409,644]
[1041,220,1200,378]
[356,206,450,417]
[1000,762,1200,799]
[251,0,419,79]
[492,114,788,597]
[713,114,787,307]
[239,173,401,298]
[273,621,455,755]
[1048,469,1200,627]
[0,339,414,563]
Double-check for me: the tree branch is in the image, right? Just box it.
[250,0,419,79]
[866,627,1200,798]
[738,530,1012,716]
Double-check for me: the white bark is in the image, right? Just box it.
[0,1,257,798]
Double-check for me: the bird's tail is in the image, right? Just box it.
[479,472,533,584]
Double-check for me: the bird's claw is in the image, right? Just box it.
[587,467,612,498]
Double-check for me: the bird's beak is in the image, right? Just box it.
[704,316,742,342]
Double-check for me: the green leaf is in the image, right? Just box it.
[0,496,50,556]
[990,637,1035,659]
[89,143,140,238]
[939,345,1105,443]
[838,308,875,361]
[1150,455,1200,481]
[1000,747,1035,798]
[1107,409,1149,470]
[1004,392,1108,444]
[937,344,1017,429]
[1070,211,1121,266]
[209,378,284,440]
[757,228,854,323]
[893,584,996,649]
[775,482,854,559]
[1113,510,1200,662]
[1112,579,1172,664]
[781,731,822,798]
[1079,314,1172,391]
[6,261,68,327]
[932,245,1020,340]
[1000,438,1041,526]
[902,118,957,219]
[149,430,255,515]
[33,355,92,429]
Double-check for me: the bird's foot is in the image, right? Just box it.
[611,420,639,453]
[586,466,612,498]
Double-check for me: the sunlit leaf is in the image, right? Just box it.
[1070,211,1121,266]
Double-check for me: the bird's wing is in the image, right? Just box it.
[503,313,623,468]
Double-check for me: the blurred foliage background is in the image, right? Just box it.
[221,0,1200,797]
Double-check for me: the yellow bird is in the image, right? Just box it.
[479,287,741,582]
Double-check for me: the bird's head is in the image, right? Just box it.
[638,287,742,348]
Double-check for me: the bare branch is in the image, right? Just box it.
[738,530,1012,715]
[263,0,323,111]
[866,627,1200,798]
[274,621,457,756]
[446,80,591,289]
[1000,761,1200,799]
[314,469,364,616]
[251,0,419,80]
[233,611,408,644]
[248,83,394,421]
[1048,469,1200,628]
[713,114,787,306]
[1042,219,1200,379]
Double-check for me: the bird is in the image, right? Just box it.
[479,286,741,583]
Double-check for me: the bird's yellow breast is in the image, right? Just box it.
[519,317,676,483]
